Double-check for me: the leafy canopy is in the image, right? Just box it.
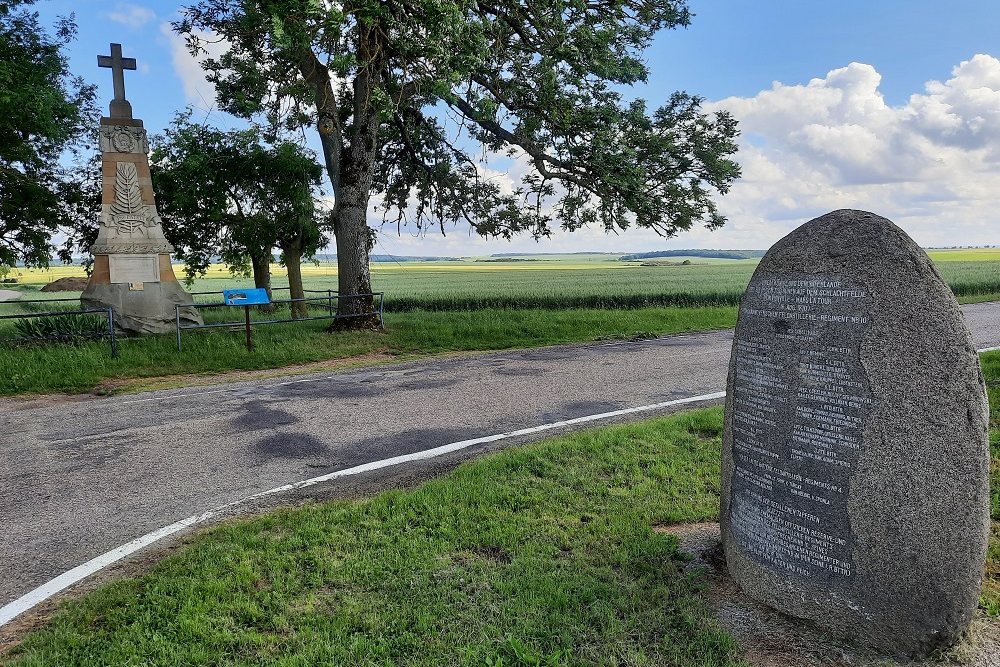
[0,0,96,267]
[178,0,740,240]
[150,111,325,282]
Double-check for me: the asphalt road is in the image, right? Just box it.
[2,301,999,614]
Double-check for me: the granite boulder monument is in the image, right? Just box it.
[721,209,990,658]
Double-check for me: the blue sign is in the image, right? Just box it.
[223,288,271,306]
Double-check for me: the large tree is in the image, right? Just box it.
[0,0,97,269]
[177,0,740,326]
[150,112,325,317]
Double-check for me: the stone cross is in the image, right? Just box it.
[98,43,137,118]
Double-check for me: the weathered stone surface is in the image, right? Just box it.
[721,209,990,658]
[82,43,201,334]
[82,282,201,335]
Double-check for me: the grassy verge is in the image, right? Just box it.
[0,306,737,395]
[980,351,1000,614]
[957,293,1000,305]
[3,409,743,667]
[5,356,1000,664]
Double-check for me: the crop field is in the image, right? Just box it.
[1,250,998,394]
[5,249,1000,312]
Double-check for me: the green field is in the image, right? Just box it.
[1,251,998,395]
[6,249,1000,311]
[5,351,1000,666]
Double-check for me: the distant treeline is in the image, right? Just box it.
[489,252,617,257]
[619,250,765,261]
[310,253,462,263]
[370,255,463,262]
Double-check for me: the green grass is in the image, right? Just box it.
[2,254,998,395]
[0,306,737,395]
[5,356,1000,664]
[980,350,1000,615]
[203,260,1000,311]
[2,409,743,667]
[8,254,1000,312]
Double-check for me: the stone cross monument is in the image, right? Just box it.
[81,43,202,334]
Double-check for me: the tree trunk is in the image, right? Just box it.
[330,185,377,328]
[250,252,275,313]
[283,242,307,319]
[296,29,384,330]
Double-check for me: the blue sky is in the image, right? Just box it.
[35,0,1000,255]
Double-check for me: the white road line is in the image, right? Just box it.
[0,390,726,628]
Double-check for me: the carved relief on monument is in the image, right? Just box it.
[99,124,149,154]
[90,242,173,254]
[107,162,157,236]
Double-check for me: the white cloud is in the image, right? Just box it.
[163,49,1000,255]
[371,55,1000,255]
[107,4,156,29]
[159,23,225,110]
[702,54,1000,249]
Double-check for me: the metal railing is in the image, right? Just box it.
[0,304,118,358]
[174,292,385,351]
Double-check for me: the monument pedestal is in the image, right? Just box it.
[81,115,201,334]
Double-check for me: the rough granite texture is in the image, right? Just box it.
[720,209,990,658]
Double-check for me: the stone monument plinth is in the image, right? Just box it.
[721,209,990,658]
[81,43,201,334]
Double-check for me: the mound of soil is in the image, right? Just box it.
[40,277,88,292]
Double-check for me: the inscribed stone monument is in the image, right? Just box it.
[80,43,201,334]
[721,209,990,658]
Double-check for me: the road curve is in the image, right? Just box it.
[2,301,999,615]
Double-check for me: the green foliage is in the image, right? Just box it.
[6,409,744,666]
[0,1,98,267]
[176,0,741,322]
[10,312,107,341]
[150,110,325,285]
[178,0,739,238]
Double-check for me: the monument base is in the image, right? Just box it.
[82,281,202,335]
